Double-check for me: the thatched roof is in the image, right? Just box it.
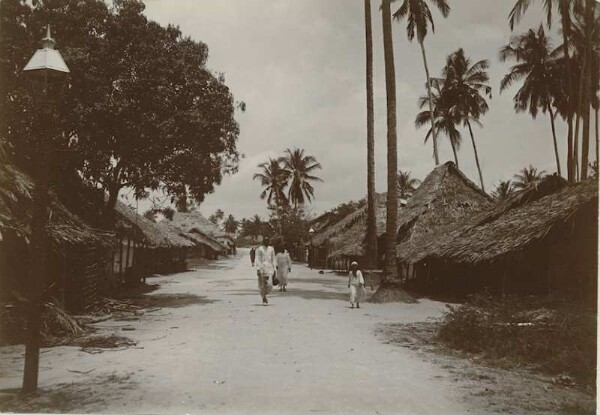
[325,162,491,260]
[181,229,225,252]
[168,212,232,245]
[113,201,193,249]
[0,164,115,249]
[402,176,598,265]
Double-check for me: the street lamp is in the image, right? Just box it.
[21,25,70,394]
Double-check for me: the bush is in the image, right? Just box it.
[437,294,597,388]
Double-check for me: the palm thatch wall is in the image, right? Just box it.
[0,164,116,312]
[401,176,598,300]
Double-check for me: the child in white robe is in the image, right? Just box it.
[348,261,365,308]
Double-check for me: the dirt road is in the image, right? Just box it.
[0,249,590,414]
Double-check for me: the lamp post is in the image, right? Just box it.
[21,25,70,394]
[308,227,315,269]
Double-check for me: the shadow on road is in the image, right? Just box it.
[129,293,218,309]
[228,288,348,301]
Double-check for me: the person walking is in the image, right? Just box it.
[249,246,256,267]
[275,245,292,292]
[348,261,365,309]
[255,238,275,305]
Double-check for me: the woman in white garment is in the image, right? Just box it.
[275,244,292,292]
[347,261,365,308]
[255,237,275,305]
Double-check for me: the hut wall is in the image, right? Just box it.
[64,247,113,313]
[546,207,598,301]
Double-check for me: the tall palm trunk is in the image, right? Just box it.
[596,106,599,169]
[580,0,594,180]
[382,0,399,282]
[466,120,485,192]
[560,3,575,182]
[419,40,439,165]
[574,114,581,181]
[548,105,562,176]
[450,140,459,168]
[364,0,377,269]
[574,49,587,181]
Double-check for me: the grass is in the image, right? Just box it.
[437,294,597,389]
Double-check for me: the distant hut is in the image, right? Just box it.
[112,201,195,280]
[0,164,115,312]
[168,212,232,256]
[400,176,598,300]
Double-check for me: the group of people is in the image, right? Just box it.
[249,237,366,308]
[250,237,292,305]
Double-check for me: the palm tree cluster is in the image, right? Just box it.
[253,148,322,232]
[397,170,421,199]
[415,48,491,191]
[492,164,548,201]
[506,0,599,183]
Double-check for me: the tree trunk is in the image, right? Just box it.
[594,108,600,169]
[548,105,562,176]
[450,140,459,168]
[466,120,485,192]
[382,0,398,282]
[419,40,439,165]
[364,0,377,269]
[580,0,594,180]
[560,8,575,182]
[574,114,581,181]
[104,183,120,226]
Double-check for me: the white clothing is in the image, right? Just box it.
[255,245,276,274]
[275,252,292,286]
[348,270,365,303]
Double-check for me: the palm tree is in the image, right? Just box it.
[513,165,547,189]
[570,2,600,180]
[491,180,515,201]
[253,158,289,211]
[392,0,450,166]
[222,214,239,234]
[209,208,225,224]
[397,170,420,199]
[279,148,322,208]
[500,26,564,177]
[364,0,378,269]
[382,0,399,282]
[415,80,462,167]
[508,0,583,182]
[442,48,491,192]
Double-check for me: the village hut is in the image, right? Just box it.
[0,164,116,313]
[168,212,232,256]
[112,201,195,281]
[391,161,493,281]
[399,176,598,301]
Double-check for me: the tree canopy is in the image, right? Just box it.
[0,0,242,217]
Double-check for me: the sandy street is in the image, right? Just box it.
[0,249,591,414]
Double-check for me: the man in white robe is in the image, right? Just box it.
[255,237,275,304]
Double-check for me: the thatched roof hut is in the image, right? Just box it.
[426,177,596,265]
[168,212,231,250]
[0,163,116,311]
[0,163,115,249]
[113,201,194,249]
[396,174,568,264]
[322,162,491,264]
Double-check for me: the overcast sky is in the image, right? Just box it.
[135,0,567,220]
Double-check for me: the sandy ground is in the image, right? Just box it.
[0,249,593,414]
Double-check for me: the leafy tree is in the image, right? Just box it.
[415,80,462,167]
[222,214,239,234]
[441,48,491,192]
[513,165,547,189]
[500,26,564,176]
[392,0,451,166]
[491,180,515,201]
[279,148,322,208]
[0,0,241,222]
[143,209,157,223]
[397,170,421,199]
